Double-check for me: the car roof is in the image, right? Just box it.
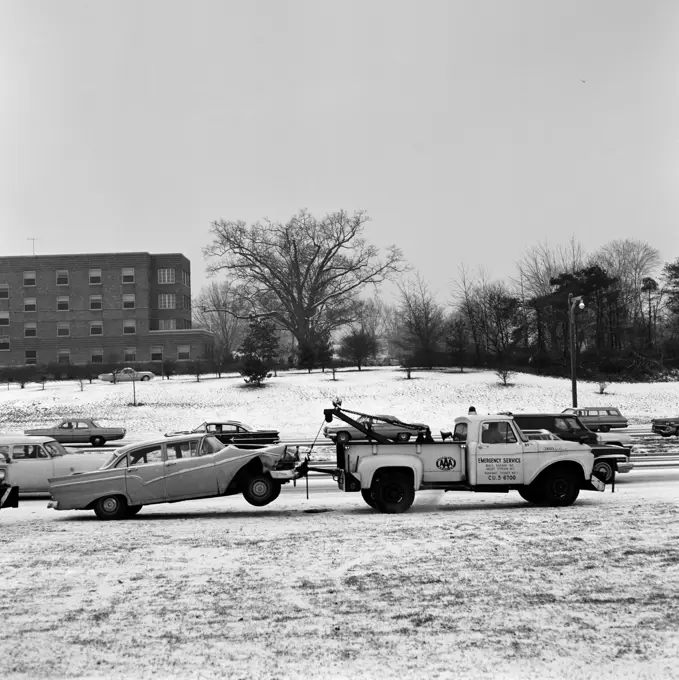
[114,433,212,454]
[513,413,579,418]
[0,435,58,444]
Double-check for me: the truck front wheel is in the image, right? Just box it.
[541,469,580,507]
[373,473,415,513]
[361,488,377,508]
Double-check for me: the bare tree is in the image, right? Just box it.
[193,281,247,365]
[203,209,404,345]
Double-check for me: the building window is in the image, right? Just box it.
[177,344,191,361]
[157,268,175,284]
[158,319,176,330]
[150,346,163,361]
[158,293,176,309]
[24,298,36,312]
[56,270,69,286]
[58,348,70,364]
[122,267,135,284]
[182,270,190,286]
[57,296,69,311]
[24,322,37,338]
[0,284,8,299]
[23,271,36,286]
[90,295,103,311]
[183,295,191,310]
[89,268,102,285]
[25,350,37,365]
[0,311,8,326]
[91,348,104,364]
[122,294,135,309]
[124,347,137,362]
[0,336,8,351]
[123,320,136,335]
[183,318,192,329]
[90,321,103,336]
[57,322,70,337]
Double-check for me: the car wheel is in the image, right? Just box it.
[518,485,546,505]
[540,469,580,507]
[91,436,106,447]
[242,474,282,507]
[373,472,415,514]
[141,375,150,381]
[599,425,610,432]
[396,432,411,443]
[675,426,679,437]
[593,460,614,483]
[336,431,351,444]
[125,505,143,517]
[94,495,128,520]
[361,488,378,509]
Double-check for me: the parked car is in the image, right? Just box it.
[651,417,679,437]
[561,407,628,432]
[0,435,111,496]
[323,414,430,444]
[24,419,126,447]
[47,434,299,520]
[165,420,280,447]
[98,367,155,382]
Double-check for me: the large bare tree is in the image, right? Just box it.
[203,209,404,344]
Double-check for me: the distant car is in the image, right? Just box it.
[561,407,628,432]
[98,367,155,382]
[47,433,299,520]
[0,435,111,497]
[323,414,430,444]
[165,420,280,447]
[24,418,126,447]
[651,417,679,437]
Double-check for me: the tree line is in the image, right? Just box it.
[195,209,679,382]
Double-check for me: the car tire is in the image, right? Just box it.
[90,436,106,447]
[540,469,580,507]
[336,432,351,444]
[675,427,679,437]
[125,505,143,517]
[242,474,281,507]
[593,460,615,484]
[94,495,128,520]
[373,472,415,514]
[518,485,546,505]
[361,488,378,509]
[599,425,610,432]
[396,432,411,443]
[141,375,151,381]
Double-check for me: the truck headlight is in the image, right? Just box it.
[0,469,6,482]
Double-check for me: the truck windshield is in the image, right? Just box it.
[43,441,68,457]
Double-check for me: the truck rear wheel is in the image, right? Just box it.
[593,460,615,484]
[541,469,580,507]
[336,431,351,444]
[242,474,281,507]
[373,473,415,514]
[361,488,377,508]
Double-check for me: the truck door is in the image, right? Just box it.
[475,421,525,485]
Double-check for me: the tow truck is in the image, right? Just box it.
[278,401,605,513]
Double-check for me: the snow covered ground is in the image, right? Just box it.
[1,368,678,679]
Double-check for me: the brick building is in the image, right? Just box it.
[0,252,214,368]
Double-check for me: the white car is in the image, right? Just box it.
[98,367,155,382]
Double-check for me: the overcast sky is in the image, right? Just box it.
[1,0,677,300]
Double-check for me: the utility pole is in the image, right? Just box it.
[27,238,38,256]
[568,293,586,407]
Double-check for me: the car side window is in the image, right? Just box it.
[60,422,73,429]
[129,445,163,466]
[167,441,199,459]
[114,454,129,468]
[0,445,10,463]
[205,424,220,433]
[199,438,216,456]
[554,418,571,432]
[76,421,90,429]
[221,424,237,433]
[607,409,619,416]
[12,445,41,459]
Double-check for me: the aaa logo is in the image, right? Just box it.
[436,457,456,471]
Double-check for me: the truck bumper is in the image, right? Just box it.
[1,484,19,509]
[583,476,606,492]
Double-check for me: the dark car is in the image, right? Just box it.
[165,420,280,448]
[561,407,628,432]
[651,417,679,437]
[510,412,633,483]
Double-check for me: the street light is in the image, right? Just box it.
[568,293,586,407]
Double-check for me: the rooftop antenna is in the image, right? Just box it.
[27,237,38,256]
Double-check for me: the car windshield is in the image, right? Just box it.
[192,423,207,433]
[43,441,68,457]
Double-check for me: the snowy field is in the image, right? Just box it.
[1,368,679,679]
